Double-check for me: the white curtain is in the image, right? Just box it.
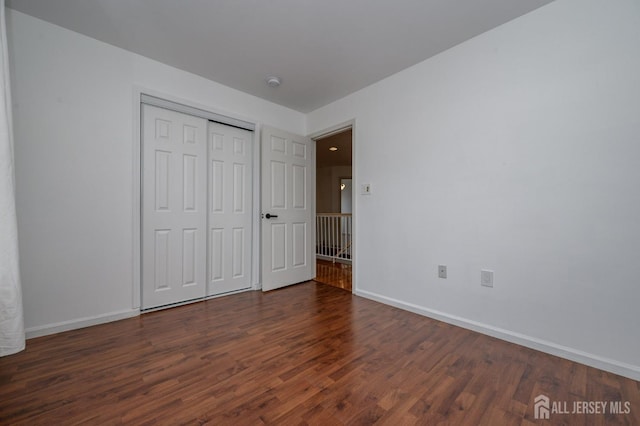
[0,0,25,357]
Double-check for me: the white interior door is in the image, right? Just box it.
[208,122,253,295]
[261,126,315,291]
[142,104,207,309]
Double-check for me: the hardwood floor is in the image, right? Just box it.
[315,259,352,292]
[1,282,638,425]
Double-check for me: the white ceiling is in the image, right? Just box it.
[6,0,554,113]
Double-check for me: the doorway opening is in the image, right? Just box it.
[314,128,352,292]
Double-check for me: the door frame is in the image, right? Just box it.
[308,120,356,294]
[132,87,262,310]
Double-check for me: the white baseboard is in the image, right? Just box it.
[355,289,640,381]
[25,309,140,339]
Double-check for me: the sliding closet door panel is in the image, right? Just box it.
[208,122,253,296]
[142,104,207,309]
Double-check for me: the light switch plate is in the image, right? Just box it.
[361,183,372,195]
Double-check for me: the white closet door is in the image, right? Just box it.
[142,104,207,309]
[208,122,253,295]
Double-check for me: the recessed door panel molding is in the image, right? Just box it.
[210,228,224,281]
[211,132,224,151]
[142,104,207,309]
[155,118,171,141]
[261,126,315,291]
[210,160,224,213]
[182,228,198,286]
[271,135,286,154]
[183,124,197,145]
[232,228,244,278]
[183,154,198,212]
[292,141,306,159]
[271,223,286,272]
[154,230,170,291]
[292,164,306,209]
[292,222,307,267]
[207,121,253,296]
[155,151,170,211]
[270,161,286,209]
[233,163,245,213]
[233,137,245,155]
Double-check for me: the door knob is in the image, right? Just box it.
[265,213,278,219]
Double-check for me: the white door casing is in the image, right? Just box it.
[261,126,315,291]
[142,104,207,309]
[208,122,253,295]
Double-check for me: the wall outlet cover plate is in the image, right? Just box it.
[438,265,447,279]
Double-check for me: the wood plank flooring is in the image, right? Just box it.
[315,259,352,292]
[1,282,638,425]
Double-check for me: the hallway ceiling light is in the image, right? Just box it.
[329,146,338,151]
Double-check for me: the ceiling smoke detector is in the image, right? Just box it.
[266,76,281,87]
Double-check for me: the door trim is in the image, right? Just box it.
[132,87,261,310]
[308,120,356,294]
[141,94,255,131]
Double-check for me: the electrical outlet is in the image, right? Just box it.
[481,270,494,287]
[438,265,447,279]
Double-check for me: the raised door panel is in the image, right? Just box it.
[270,223,287,272]
[233,163,245,213]
[270,161,286,209]
[292,223,307,268]
[292,164,306,210]
[210,160,224,213]
[155,151,171,211]
[183,155,198,212]
[182,229,197,286]
[232,228,245,278]
[210,228,224,282]
[154,230,170,290]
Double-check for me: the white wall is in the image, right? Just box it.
[308,0,640,379]
[340,179,352,214]
[7,10,305,334]
[317,166,352,213]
